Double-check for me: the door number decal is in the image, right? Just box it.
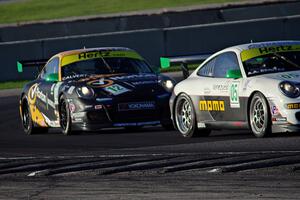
[230,82,240,108]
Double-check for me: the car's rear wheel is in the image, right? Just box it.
[249,92,271,138]
[175,94,211,137]
[59,96,72,135]
[21,97,48,135]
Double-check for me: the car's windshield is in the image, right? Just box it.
[61,56,152,79]
[242,50,300,77]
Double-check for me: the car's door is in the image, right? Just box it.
[193,52,246,123]
[37,57,61,126]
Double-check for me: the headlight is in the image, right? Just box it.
[279,81,300,98]
[159,77,175,92]
[76,86,94,99]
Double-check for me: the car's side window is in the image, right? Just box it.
[197,57,216,77]
[40,57,59,80]
[213,52,240,78]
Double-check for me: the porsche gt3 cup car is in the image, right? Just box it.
[168,40,300,138]
[19,47,174,135]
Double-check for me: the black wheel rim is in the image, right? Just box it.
[22,103,30,130]
[60,100,68,130]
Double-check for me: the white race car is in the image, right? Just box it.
[169,41,300,138]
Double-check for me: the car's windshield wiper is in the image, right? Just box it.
[273,52,300,69]
[99,51,114,73]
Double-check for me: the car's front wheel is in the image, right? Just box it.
[21,97,48,135]
[249,92,271,138]
[59,96,72,135]
[174,94,211,137]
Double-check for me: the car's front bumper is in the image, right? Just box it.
[69,94,172,131]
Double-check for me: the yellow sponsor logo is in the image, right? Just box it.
[286,103,300,109]
[61,50,143,67]
[241,45,300,62]
[199,100,225,111]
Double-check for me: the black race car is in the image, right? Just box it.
[19,47,174,135]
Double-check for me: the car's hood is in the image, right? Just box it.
[66,73,162,96]
[254,71,300,82]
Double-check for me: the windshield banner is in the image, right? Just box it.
[241,45,300,62]
[61,50,143,67]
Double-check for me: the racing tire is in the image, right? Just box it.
[249,92,271,138]
[59,96,72,135]
[174,93,211,137]
[21,97,48,135]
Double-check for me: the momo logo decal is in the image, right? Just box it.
[103,84,130,95]
[199,100,225,111]
[286,103,300,109]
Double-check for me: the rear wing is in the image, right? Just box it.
[160,54,211,79]
[17,59,48,73]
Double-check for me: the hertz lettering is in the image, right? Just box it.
[258,45,292,54]
[199,100,225,111]
[78,51,112,60]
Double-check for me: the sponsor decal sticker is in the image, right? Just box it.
[271,105,279,115]
[280,73,300,79]
[67,86,75,94]
[197,122,206,128]
[61,51,143,66]
[95,105,103,110]
[103,84,130,95]
[272,117,287,123]
[110,74,157,81]
[213,84,229,92]
[230,82,240,108]
[118,101,156,111]
[286,103,300,109]
[131,80,157,85]
[241,45,300,62]
[199,100,225,111]
[88,78,114,88]
[69,103,76,113]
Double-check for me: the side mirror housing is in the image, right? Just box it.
[45,73,59,82]
[151,65,161,74]
[226,69,242,79]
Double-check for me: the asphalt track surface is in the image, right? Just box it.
[2,86,300,199]
[2,93,300,157]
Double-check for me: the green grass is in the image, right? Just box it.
[0,0,245,24]
[0,80,30,90]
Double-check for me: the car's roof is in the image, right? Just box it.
[56,47,133,57]
[222,40,300,53]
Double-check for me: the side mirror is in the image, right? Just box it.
[151,65,161,74]
[226,69,242,79]
[45,73,59,82]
